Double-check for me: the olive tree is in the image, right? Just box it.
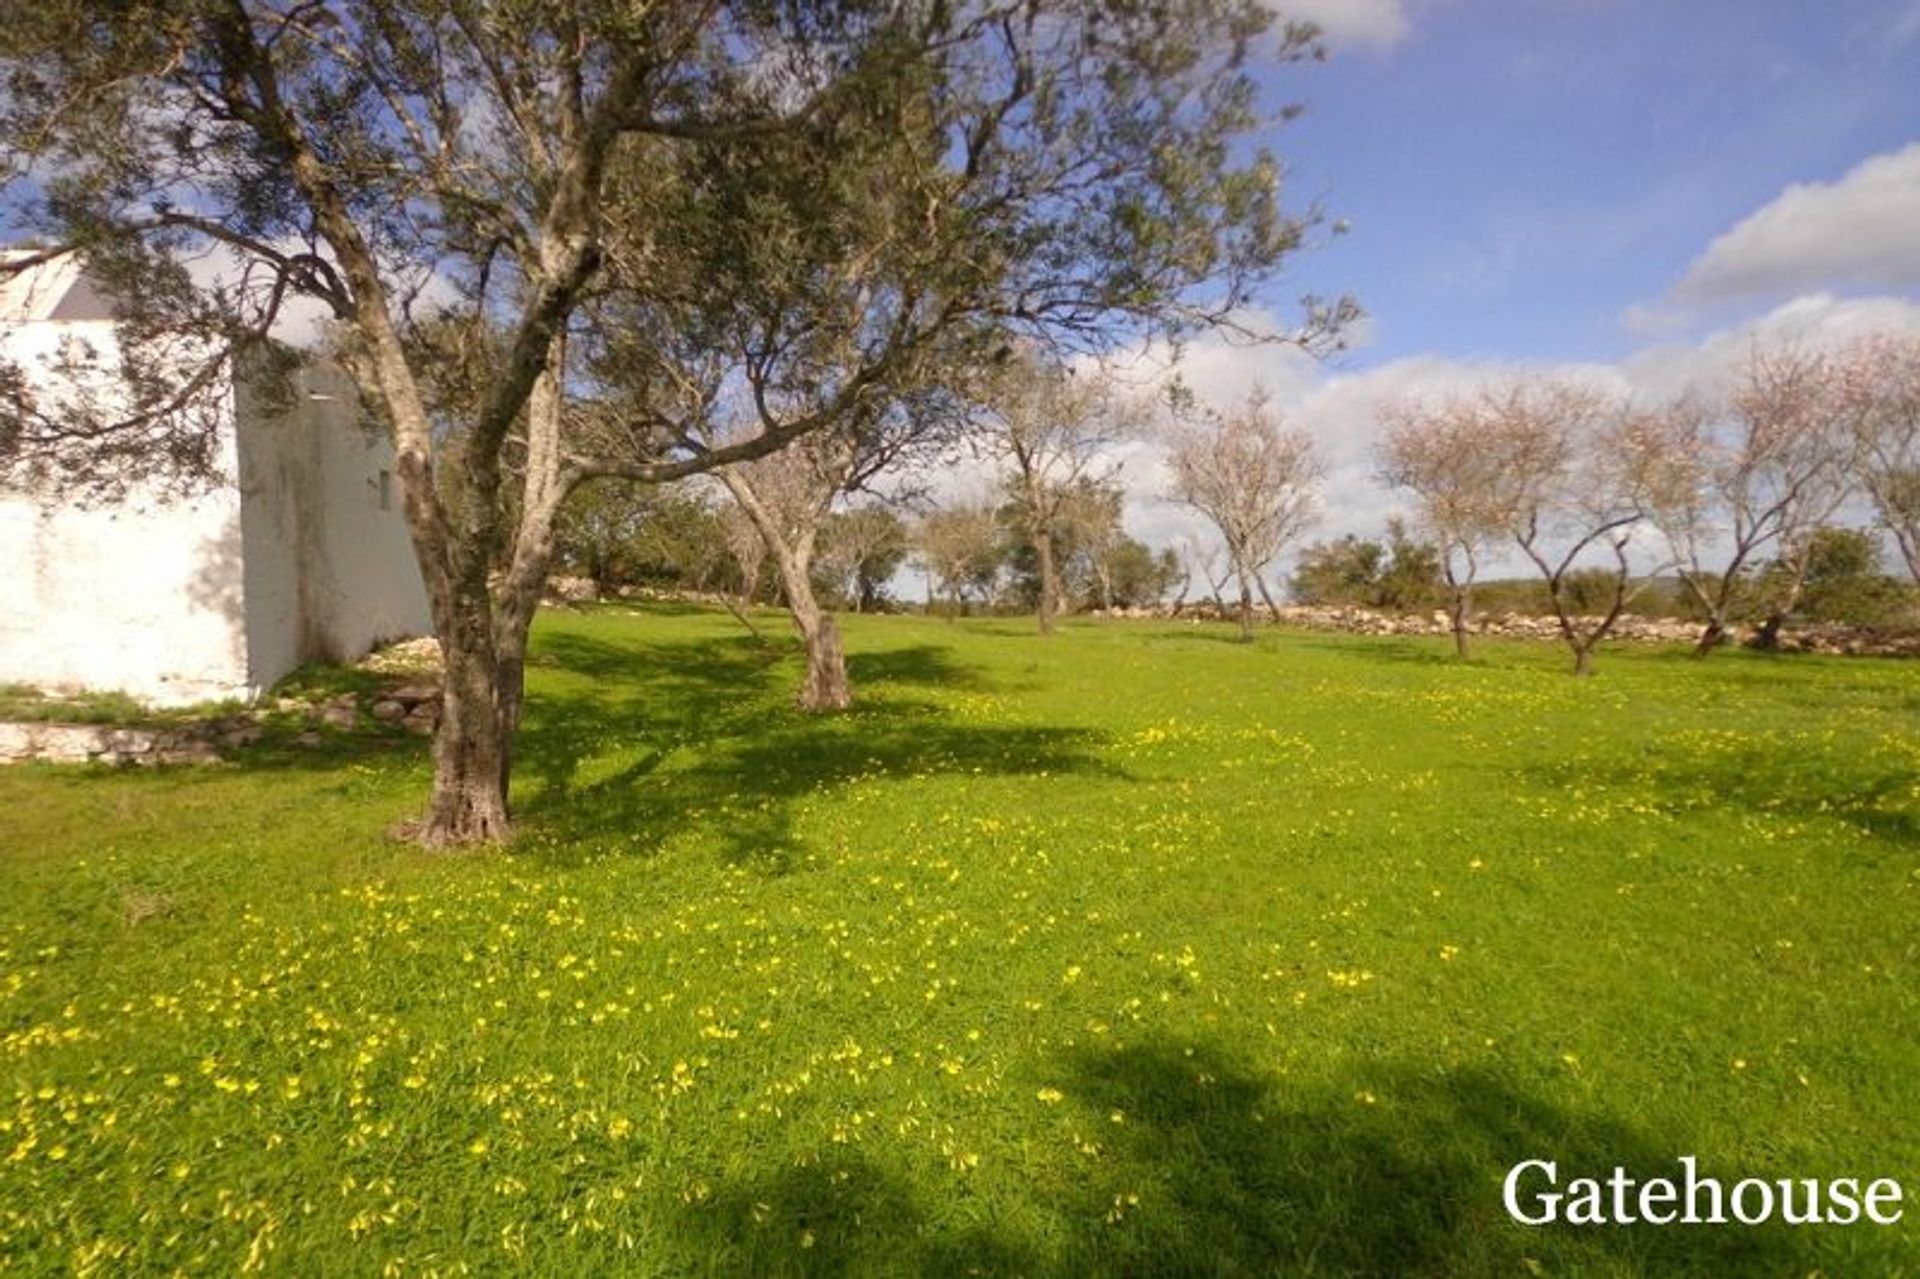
[4,0,1350,843]
[978,355,1140,634]
[1,2,919,844]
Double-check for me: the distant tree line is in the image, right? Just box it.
[551,471,1179,620]
[1287,522,1914,632]
[1372,337,1920,673]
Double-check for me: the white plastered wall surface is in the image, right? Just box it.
[234,362,432,687]
[1,254,430,707]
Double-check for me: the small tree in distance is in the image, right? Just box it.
[1288,519,1440,611]
[1289,535,1386,607]
[1471,380,1686,675]
[1757,526,1913,629]
[915,501,1005,618]
[979,355,1138,635]
[1166,390,1322,640]
[1176,535,1235,617]
[819,507,909,614]
[1377,399,1510,658]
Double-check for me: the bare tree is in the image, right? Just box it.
[1377,399,1510,658]
[717,434,862,709]
[1470,380,1684,675]
[1166,391,1322,640]
[1180,534,1236,618]
[1648,346,1857,655]
[715,365,963,709]
[1839,334,1920,584]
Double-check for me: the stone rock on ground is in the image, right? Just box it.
[357,636,444,677]
[154,741,222,766]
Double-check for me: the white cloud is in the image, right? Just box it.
[1621,290,1920,401]
[1669,142,1920,306]
[1890,0,1920,43]
[1115,322,1622,563]
[1270,0,1410,50]
[1114,292,1920,584]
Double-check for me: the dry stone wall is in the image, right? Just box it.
[1106,604,1920,656]
[0,642,445,766]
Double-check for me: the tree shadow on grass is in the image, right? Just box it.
[678,1042,1844,1277]
[1286,634,1482,668]
[679,1151,1035,1278]
[511,631,1124,871]
[845,644,997,693]
[1048,1042,1838,1277]
[34,626,1122,865]
[1525,735,1919,848]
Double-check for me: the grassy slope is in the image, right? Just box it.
[0,606,1915,1276]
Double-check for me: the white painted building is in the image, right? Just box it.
[1,254,431,706]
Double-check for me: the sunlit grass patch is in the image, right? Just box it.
[1,606,1914,1274]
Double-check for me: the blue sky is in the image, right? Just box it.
[1098,0,1920,559]
[1264,0,1920,366]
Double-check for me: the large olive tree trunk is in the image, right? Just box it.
[489,353,575,803]
[335,252,581,846]
[345,309,521,847]
[424,589,511,844]
[230,16,633,846]
[409,346,577,844]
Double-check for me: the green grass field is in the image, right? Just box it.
[2,606,1916,1276]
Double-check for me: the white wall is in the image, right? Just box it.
[234,362,431,689]
[0,319,253,706]
[1,307,430,706]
